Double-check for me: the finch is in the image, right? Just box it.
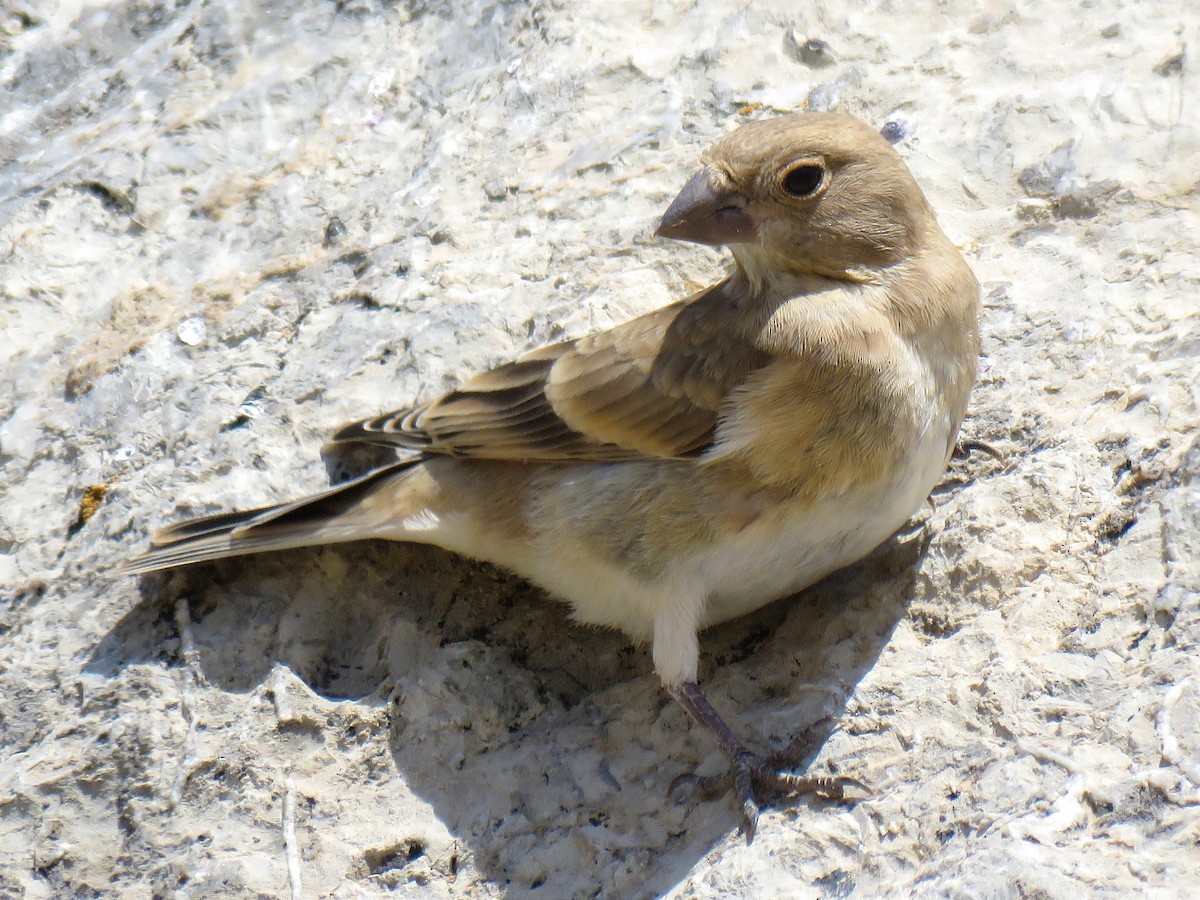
[123,112,981,841]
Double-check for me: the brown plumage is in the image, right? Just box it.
[123,112,981,842]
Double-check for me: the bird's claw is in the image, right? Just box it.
[953,438,1007,464]
[671,749,863,844]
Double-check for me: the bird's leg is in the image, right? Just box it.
[666,680,859,843]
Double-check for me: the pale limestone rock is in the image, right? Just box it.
[1,1,1197,896]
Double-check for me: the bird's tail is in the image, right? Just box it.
[120,460,419,575]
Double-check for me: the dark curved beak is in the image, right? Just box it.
[655,168,757,246]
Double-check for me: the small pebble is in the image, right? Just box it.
[1154,49,1186,77]
[785,28,836,68]
[880,116,913,145]
[176,317,207,346]
[324,216,347,246]
[799,38,835,68]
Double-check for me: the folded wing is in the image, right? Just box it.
[331,280,771,463]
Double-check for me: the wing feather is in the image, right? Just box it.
[330,279,770,462]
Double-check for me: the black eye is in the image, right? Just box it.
[781,164,824,197]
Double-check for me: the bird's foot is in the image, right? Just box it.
[666,681,864,843]
[670,749,861,843]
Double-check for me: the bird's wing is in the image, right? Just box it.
[331,280,771,462]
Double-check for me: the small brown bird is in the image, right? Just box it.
[123,112,981,841]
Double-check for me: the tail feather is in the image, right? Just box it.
[148,505,288,546]
[121,460,418,575]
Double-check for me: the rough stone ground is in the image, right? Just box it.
[1,1,1198,897]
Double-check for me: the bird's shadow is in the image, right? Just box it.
[88,526,926,897]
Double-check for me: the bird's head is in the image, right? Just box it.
[656,112,936,288]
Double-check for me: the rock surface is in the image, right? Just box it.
[1,1,1197,897]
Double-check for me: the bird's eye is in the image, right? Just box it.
[781,164,825,198]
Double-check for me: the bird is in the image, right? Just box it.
[122,111,981,842]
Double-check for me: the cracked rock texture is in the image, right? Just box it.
[2,1,1198,897]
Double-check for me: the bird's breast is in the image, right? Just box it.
[693,406,954,628]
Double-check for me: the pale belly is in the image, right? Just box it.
[493,416,953,642]
[695,453,937,629]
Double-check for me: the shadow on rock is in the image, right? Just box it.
[87,527,925,896]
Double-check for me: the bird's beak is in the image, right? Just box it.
[655,168,757,246]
